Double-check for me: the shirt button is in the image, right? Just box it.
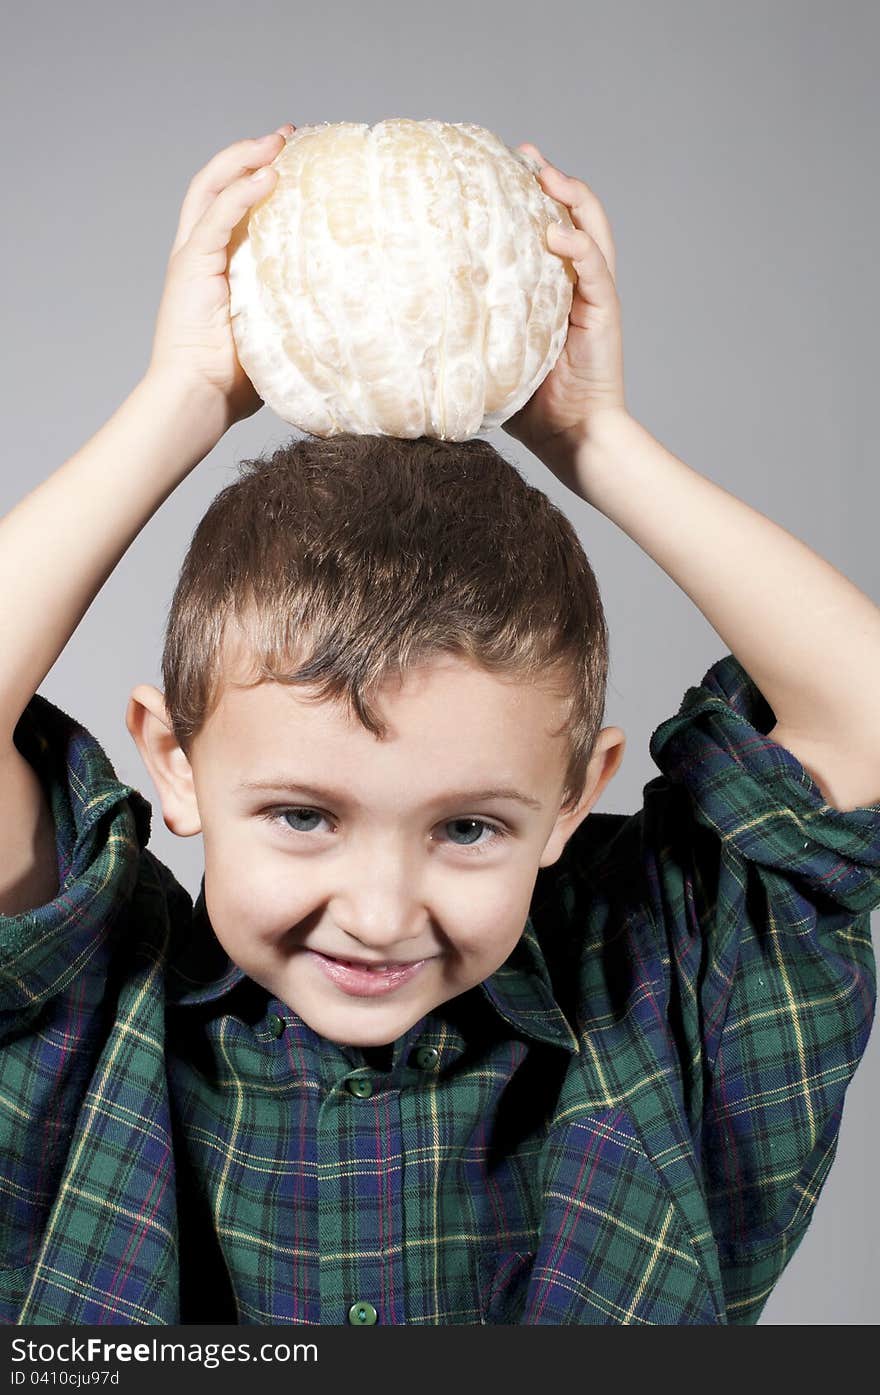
[347,1076,374,1098]
[348,1301,378,1325]
[266,1013,285,1039]
[412,1045,440,1070]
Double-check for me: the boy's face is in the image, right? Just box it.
[128,650,624,1048]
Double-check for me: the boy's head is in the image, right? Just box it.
[127,433,625,1047]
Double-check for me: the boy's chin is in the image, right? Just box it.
[294,996,422,1049]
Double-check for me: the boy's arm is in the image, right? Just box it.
[0,127,291,915]
[0,375,227,746]
[501,150,878,813]
[0,375,227,914]
[0,746,60,913]
[553,408,880,813]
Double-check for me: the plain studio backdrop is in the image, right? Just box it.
[3,0,877,1326]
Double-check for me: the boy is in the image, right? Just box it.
[1,127,878,1327]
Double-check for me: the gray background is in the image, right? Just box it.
[3,0,877,1324]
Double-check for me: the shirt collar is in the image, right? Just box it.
[478,916,580,1054]
[165,877,249,1007]
[166,877,579,1054]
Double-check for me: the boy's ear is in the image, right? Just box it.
[538,725,626,868]
[125,684,202,837]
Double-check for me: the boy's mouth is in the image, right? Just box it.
[327,955,416,971]
[308,950,431,996]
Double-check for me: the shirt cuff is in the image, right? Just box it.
[648,654,880,915]
[0,692,152,1019]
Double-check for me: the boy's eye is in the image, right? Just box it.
[259,807,507,854]
[441,817,494,846]
[276,807,326,833]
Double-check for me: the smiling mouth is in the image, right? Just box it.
[333,958,404,972]
[319,953,432,971]
[308,950,432,996]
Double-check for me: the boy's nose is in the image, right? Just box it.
[330,897,430,953]
[329,852,430,952]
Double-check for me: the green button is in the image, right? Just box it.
[347,1076,374,1098]
[412,1045,440,1070]
[348,1300,378,1325]
[266,1014,285,1039]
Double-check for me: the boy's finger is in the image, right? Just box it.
[182,165,280,267]
[170,132,290,257]
[547,225,619,324]
[537,164,617,284]
[516,143,617,283]
[516,142,547,166]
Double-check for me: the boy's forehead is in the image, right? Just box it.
[200,635,570,781]
[214,623,569,720]
[214,657,566,727]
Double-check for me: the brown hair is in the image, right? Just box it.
[161,433,608,813]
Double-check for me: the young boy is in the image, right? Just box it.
[1,127,878,1328]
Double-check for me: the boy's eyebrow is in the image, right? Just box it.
[235,778,543,810]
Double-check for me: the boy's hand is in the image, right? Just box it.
[146,126,295,428]
[502,145,628,474]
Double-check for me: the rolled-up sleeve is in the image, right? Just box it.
[646,653,878,1321]
[0,692,152,1037]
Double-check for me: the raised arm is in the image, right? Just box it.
[502,145,880,813]
[0,126,294,914]
[558,410,880,813]
[0,376,227,748]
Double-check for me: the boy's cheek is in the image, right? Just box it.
[201,868,291,953]
[201,843,539,956]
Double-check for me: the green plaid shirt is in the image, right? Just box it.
[1,655,877,1326]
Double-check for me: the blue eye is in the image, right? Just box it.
[276,808,326,833]
[442,818,495,846]
[259,807,508,856]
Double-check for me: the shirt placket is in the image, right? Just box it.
[316,1062,407,1325]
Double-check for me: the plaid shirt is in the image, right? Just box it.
[1,654,877,1326]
